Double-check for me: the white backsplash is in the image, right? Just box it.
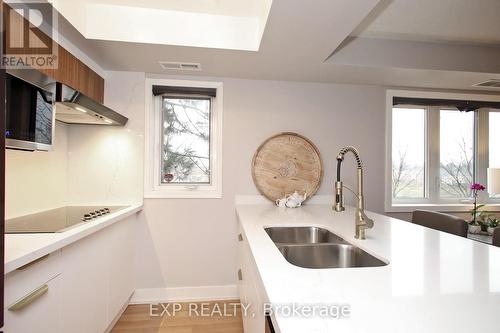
[6,122,69,219]
[65,72,145,206]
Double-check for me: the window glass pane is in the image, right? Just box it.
[439,110,474,198]
[392,108,426,199]
[490,111,500,168]
[161,97,211,184]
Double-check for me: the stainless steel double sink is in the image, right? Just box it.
[265,226,387,269]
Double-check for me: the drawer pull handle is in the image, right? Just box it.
[238,234,243,242]
[238,269,243,281]
[8,284,49,311]
[17,254,50,271]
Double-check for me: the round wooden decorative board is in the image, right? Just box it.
[252,132,323,203]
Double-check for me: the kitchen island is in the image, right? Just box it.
[236,204,500,333]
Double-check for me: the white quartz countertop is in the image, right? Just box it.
[5,204,143,274]
[236,204,500,333]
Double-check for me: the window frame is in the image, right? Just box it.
[386,90,500,212]
[390,105,428,203]
[145,78,223,199]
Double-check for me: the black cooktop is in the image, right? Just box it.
[5,206,127,233]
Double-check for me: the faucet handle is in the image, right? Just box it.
[334,181,345,212]
[360,211,374,229]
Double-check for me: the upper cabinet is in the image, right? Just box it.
[38,45,105,104]
[2,3,105,104]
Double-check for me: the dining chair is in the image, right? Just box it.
[493,227,500,247]
[411,210,468,238]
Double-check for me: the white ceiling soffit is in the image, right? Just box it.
[351,0,500,45]
[328,37,500,74]
[325,0,500,81]
[50,0,273,51]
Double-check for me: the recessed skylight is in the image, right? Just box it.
[51,0,273,51]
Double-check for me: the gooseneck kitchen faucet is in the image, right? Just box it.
[334,146,374,240]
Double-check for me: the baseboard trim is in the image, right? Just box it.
[130,285,239,304]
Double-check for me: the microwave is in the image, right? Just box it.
[5,70,56,151]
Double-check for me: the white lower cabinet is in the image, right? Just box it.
[60,227,109,333]
[238,227,265,333]
[4,274,62,333]
[4,250,63,333]
[105,216,135,325]
[4,214,137,333]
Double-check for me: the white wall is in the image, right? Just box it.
[5,122,69,219]
[116,72,387,296]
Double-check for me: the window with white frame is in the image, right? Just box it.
[144,79,223,198]
[161,96,211,184]
[386,90,500,212]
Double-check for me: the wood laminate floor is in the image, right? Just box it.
[111,300,244,333]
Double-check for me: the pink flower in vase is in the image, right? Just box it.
[470,183,486,226]
[470,183,486,191]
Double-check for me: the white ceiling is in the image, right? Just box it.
[82,0,266,17]
[352,0,500,45]
[57,0,381,67]
[53,0,500,91]
[51,0,272,50]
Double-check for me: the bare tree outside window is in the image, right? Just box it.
[161,96,211,184]
[392,148,424,198]
[439,110,474,198]
[439,137,474,197]
[392,108,425,198]
[389,95,500,209]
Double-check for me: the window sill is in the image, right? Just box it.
[144,188,222,199]
[386,203,500,213]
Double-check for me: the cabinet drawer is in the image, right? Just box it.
[4,274,62,333]
[5,250,62,306]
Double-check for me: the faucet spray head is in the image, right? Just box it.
[334,181,345,212]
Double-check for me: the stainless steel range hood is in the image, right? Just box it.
[55,83,128,126]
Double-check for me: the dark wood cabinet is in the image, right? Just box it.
[39,44,105,104]
[2,3,105,103]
